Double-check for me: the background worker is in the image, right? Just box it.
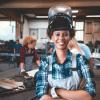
[19,36,40,75]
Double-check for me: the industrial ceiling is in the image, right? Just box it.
[0,0,100,22]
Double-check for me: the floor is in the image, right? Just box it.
[0,62,100,100]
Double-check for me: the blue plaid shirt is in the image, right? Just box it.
[35,50,96,99]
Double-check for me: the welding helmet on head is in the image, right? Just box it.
[47,4,74,38]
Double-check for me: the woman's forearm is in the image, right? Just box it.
[40,95,51,100]
[19,62,25,71]
[47,98,66,100]
[56,88,93,100]
[53,98,67,100]
[36,60,40,66]
[40,94,67,100]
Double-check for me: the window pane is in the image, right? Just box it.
[73,21,75,27]
[0,21,16,41]
[29,28,38,39]
[75,22,84,30]
[75,31,84,41]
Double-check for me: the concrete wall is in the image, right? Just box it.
[29,19,49,43]
[20,19,49,48]
[23,19,30,37]
[29,19,48,29]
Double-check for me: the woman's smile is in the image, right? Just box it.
[51,30,70,50]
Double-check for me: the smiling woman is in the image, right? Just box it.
[35,4,96,100]
[0,21,16,41]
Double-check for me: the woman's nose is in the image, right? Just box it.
[59,33,65,39]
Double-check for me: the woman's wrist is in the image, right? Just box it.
[56,88,62,97]
[40,95,52,100]
[20,68,25,72]
[51,87,59,98]
[56,88,66,98]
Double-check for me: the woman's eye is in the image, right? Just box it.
[64,32,68,36]
[55,32,60,36]
[54,31,69,37]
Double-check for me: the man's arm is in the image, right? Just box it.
[89,58,94,71]
[78,55,96,97]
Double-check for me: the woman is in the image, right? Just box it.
[19,36,40,75]
[35,4,96,100]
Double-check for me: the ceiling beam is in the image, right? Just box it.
[0,1,100,8]
[0,9,21,22]
[0,13,6,17]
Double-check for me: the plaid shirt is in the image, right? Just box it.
[20,46,39,63]
[35,50,96,99]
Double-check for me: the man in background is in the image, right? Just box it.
[78,41,94,77]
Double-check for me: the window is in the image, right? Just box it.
[74,21,84,41]
[0,21,16,41]
[29,28,38,39]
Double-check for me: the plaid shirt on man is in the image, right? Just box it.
[35,50,96,99]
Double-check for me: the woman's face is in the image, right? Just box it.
[28,41,36,49]
[51,30,71,50]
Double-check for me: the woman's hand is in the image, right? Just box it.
[40,95,53,100]
[40,94,67,100]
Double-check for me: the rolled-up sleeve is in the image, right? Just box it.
[77,54,96,97]
[20,47,25,63]
[34,49,40,61]
[35,58,49,99]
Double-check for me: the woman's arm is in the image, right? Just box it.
[40,95,51,100]
[35,59,49,99]
[19,62,25,72]
[34,49,40,66]
[56,88,92,100]
[40,94,66,100]
[19,47,25,72]
[55,55,95,100]
[36,59,40,66]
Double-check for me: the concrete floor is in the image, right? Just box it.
[0,63,100,100]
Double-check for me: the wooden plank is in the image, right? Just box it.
[0,1,100,8]
[0,79,23,89]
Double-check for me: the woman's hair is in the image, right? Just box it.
[23,36,37,46]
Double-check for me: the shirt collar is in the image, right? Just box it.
[51,49,72,64]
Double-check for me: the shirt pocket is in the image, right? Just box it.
[52,65,72,79]
[62,67,72,78]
